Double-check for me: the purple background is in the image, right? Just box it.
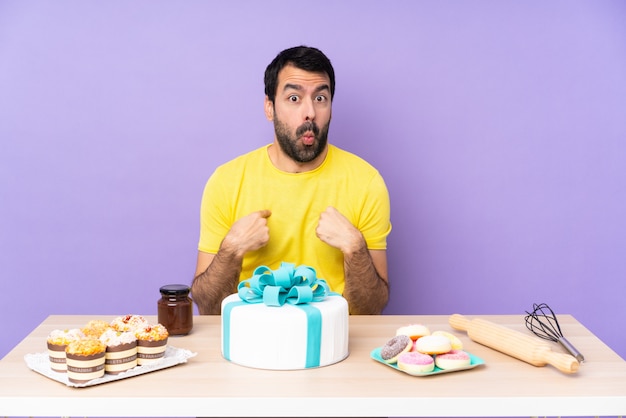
[1,0,625,362]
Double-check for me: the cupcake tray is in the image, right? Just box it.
[24,345,197,387]
[370,347,485,377]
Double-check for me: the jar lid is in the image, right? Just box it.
[159,284,191,295]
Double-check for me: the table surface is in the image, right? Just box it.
[0,314,625,417]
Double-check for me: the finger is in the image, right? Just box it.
[258,209,272,218]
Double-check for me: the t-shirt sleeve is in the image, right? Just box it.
[359,171,392,250]
[197,168,232,254]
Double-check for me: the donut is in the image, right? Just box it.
[435,349,471,370]
[397,352,435,374]
[396,324,430,341]
[431,330,463,350]
[413,335,452,355]
[380,335,412,364]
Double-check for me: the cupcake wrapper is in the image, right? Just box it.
[106,340,137,352]
[66,352,105,383]
[105,342,138,374]
[137,338,167,365]
[47,343,67,373]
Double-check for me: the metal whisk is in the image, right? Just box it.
[524,302,584,363]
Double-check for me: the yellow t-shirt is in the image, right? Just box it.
[198,144,391,294]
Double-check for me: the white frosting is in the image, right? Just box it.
[110,315,148,332]
[221,293,349,370]
[99,329,136,346]
[47,328,85,344]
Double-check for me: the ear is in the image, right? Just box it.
[264,96,274,121]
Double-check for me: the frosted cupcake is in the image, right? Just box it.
[135,324,169,365]
[82,320,112,338]
[46,328,85,373]
[110,315,149,333]
[99,329,138,374]
[65,338,106,384]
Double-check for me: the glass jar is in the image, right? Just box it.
[157,284,193,335]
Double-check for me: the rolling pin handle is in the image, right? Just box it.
[542,348,580,374]
[449,314,470,331]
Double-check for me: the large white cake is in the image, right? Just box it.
[220,263,349,370]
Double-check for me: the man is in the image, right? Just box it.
[191,46,391,315]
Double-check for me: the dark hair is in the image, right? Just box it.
[264,46,335,103]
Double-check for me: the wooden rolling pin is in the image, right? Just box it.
[449,314,579,374]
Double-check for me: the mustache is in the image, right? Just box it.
[296,121,320,137]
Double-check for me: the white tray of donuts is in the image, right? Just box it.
[370,324,485,376]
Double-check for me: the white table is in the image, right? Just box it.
[1,314,625,417]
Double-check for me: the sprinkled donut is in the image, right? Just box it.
[435,349,471,370]
[397,351,435,374]
[380,334,412,364]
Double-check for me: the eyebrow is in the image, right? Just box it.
[283,83,330,94]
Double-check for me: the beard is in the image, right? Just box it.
[273,115,330,163]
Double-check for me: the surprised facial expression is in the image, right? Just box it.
[266,65,332,164]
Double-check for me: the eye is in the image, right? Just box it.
[315,95,327,103]
[288,95,299,102]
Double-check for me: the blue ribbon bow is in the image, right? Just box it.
[237,262,331,306]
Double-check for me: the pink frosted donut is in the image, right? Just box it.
[397,352,435,374]
[413,335,452,355]
[435,349,471,370]
[380,335,412,364]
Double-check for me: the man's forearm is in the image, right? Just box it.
[191,248,243,315]
[342,245,389,315]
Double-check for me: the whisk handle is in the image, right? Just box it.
[558,337,585,363]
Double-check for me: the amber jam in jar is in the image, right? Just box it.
[157,284,193,335]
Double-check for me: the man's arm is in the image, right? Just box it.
[343,247,389,314]
[191,250,242,315]
[316,206,389,314]
[191,210,271,314]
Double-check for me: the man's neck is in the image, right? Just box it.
[267,143,328,174]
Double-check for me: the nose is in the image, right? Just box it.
[303,98,316,121]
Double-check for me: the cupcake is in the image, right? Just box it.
[65,338,106,384]
[46,328,85,373]
[110,315,149,333]
[82,320,112,338]
[99,329,138,374]
[135,324,169,365]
